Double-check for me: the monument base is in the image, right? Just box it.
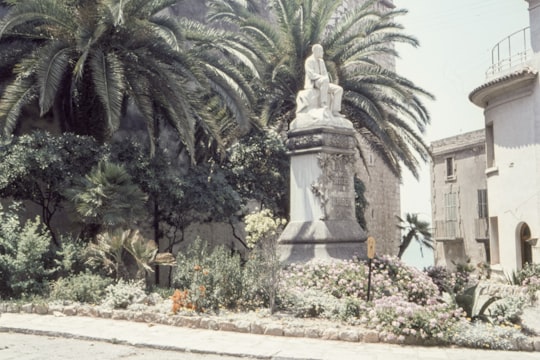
[279,241,367,264]
[279,220,366,263]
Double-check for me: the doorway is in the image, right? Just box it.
[520,223,533,267]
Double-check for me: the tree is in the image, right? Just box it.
[208,0,433,178]
[110,137,242,248]
[65,161,148,238]
[0,131,106,244]
[396,213,434,259]
[223,130,289,217]
[0,0,257,156]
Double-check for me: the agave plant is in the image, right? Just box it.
[86,228,176,282]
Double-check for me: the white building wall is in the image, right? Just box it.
[486,90,539,270]
[469,0,540,272]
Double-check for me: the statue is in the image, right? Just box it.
[293,44,351,129]
[302,44,343,116]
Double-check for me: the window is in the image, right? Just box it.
[444,192,458,238]
[445,157,455,180]
[477,189,488,218]
[486,124,495,168]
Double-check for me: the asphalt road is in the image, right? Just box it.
[0,332,255,360]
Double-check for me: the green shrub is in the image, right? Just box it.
[101,279,147,309]
[511,263,540,294]
[449,321,527,350]
[490,295,526,326]
[242,209,283,312]
[0,203,55,299]
[172,238,243,312]
[425,264,472,296]
[54,235,88,278]
[49,272,113,304]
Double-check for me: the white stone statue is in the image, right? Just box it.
[293,44,352,130]
[302,44,343,116]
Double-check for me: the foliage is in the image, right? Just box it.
[223,130,289,216]
[53,234,88,278]
[101,279,147,309]
[353,177,368,230]
[111,138,242,245]
[489,295,526,326]
[0,202,55,298]
[242,209,284,312]
[244,209,286,248]
[172,238,244,312]
[509,263,540,294]
[396,213,433,259]
[367,295,462,344]
[281,257,460,343]
[49,271,113,304]
[454,284,500,323]
[0,132,105,242]
[0,0,256,152]
[425,265,471,296]
[66,161,147,236]
[208,0,433,178]
[282,256,438,308]
[449,321,527,350]
[85,228,176,282]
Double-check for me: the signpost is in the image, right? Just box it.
[366,236,376,302]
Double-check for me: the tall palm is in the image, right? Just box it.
[208,0,433,178]
[396,213,434,259]
[0,0,257,156]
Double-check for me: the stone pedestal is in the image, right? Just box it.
[279,120,367,263]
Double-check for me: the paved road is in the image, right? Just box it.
[0,332,255,360]
[1,313,540,360]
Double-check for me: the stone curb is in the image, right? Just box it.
[1,301,540,352]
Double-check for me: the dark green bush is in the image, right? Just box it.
[49,272,113,304]
[172,238,243,312]
[0,203,55,299]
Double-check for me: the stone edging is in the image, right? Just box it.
[1,301,540,352]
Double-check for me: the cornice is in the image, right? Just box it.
[469,67,538,108]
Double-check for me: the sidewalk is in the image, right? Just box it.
[0,313,538,360]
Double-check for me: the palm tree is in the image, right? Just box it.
[0,0,257,157]
[396,213,434,259]
[207,0,433,178]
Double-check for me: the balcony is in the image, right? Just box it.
[486,27,531,80]
[434,220,461,240]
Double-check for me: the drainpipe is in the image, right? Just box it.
[527,0,540,53]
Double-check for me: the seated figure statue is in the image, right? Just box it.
[296,44,343,116]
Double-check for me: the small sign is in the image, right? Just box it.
[367,236,376,259]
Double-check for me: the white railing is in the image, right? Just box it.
[486,27,531,79]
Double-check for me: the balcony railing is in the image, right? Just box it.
[434,220,461,240]
[486,27,531,79]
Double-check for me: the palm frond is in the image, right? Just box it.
[89,50,125,134]
[0,77,38,135]
[36,42,71,116]
[0,0,77,39]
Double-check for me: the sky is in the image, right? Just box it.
[395,0,530,267]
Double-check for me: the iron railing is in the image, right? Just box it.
[486,27,531,79]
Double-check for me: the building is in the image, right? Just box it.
[333,0,402,255]
[469,0,540,273]
[430,130,489,270]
